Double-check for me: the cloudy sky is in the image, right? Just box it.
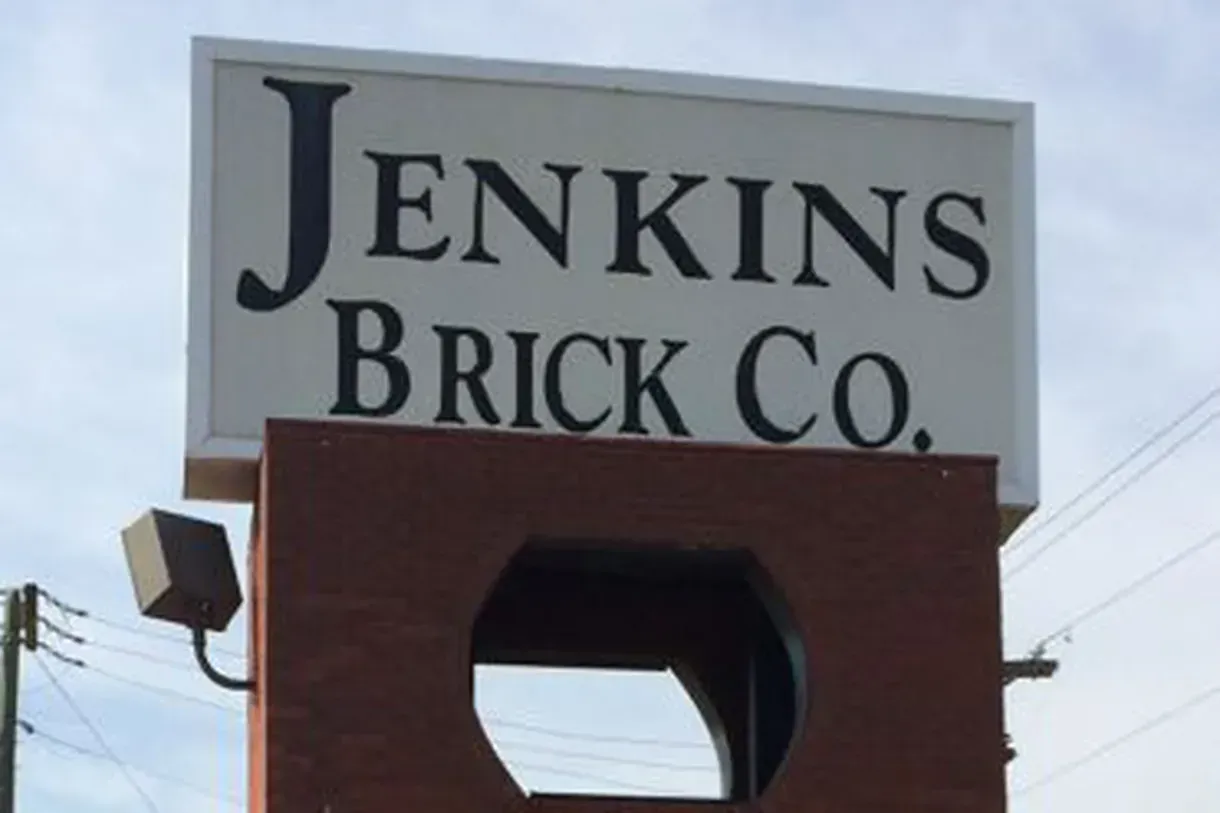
[3,0,1220,811]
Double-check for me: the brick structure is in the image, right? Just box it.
[249,418,1005,813]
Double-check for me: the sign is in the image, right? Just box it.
[186,37,1038,528]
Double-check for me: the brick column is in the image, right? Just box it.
[250,418,1004,813]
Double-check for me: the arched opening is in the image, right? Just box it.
[471,542,806,801]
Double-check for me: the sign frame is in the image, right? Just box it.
[185,36,1037,533]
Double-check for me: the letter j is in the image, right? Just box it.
[236,77,352,312]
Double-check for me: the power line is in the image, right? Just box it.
[35,635,242,714]
[77,640,198,673]
[505,760,677,794]
[32,654,161,813]
[19,644,77,701]
[86,665,244,715]
[85,614,243,661]
[1029,527,1220,655]
[19,719,241,806]
[38,642,84,669]
[38,617,84,646]
[38,610,207,674]
[1012,679,1220,797]
[34,588,83,620]
[35,587,242,661]
[495,739,717,772]
[64,628,717,741]
[84,615,188,646]
[483,716,709,749]
[1003,410,1220,582]
[50,615,711,741]
[1003,384,1220,558]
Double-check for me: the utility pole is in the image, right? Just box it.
[0,588,22,813]
[0,583,38,813]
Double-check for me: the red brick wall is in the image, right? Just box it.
[250,418,1005,813]
[248,486,267,813]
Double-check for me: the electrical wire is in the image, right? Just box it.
[495,739,717,772]
[36,587,243,660]
[38,650,715,785]
[39,616,84,646]
[1012,679,1220,797]
[77,640,199,673]
[36,587,83,616]
[1003,384,1220,558]
[33,654,162,813]
[38,608,209,674]
[483,716,709,749]
[504,760,678,794]
[86,665,245,715]
[35,633,243,714]
[41,605,711,754]
[40,650,715,769]
[28,644,87,700]
[85,613,244,661]
[1003,410,1220,582]
[21,601,81,698]
[40,606,709,773]
[1028,527,1220,655]
[19,719,241,806]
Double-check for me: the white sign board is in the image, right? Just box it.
[187,37,1038,527]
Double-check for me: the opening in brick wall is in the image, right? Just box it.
[474,665,724,798]
[471,542,806,801]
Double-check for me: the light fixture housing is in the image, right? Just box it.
[121,508,253,691]
[121,508,242,632]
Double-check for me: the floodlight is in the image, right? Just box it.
[120,508,253,691]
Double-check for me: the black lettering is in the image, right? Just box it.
[728,178,774,282]
[462,160,582,266]
[327,299,410,417]
[736,327,818,443]
[434,326,500,426]
[793,184,907,289]
[238,78,351,312]
[545,333,612,432]
[365,152,450,260]
[833,353,910,448]
[617,338,690,436]
[923,191,990,300]
[604,171,711,279]
[508,331,542,429]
